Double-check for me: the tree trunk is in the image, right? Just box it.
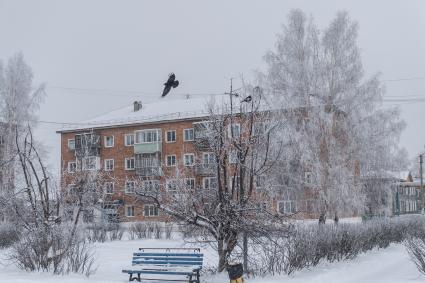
[217,231,238,272]
[318,213,326,224]
[334,212,339,224]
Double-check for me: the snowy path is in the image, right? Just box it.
[0,239,423,282]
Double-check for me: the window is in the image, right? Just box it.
[166,130,176,143]
[68,161,77,173]
[104,136,114,148]
[255,175,266,188]
[144,204,159,217]
[68,139,75,150]
[229,150,238,164]
[256,202,267,213]
[185,178,195,190]
[135,129,161,144]
[166,155,177,167]
[104,159,114,171]
[304,172,313,185]
[203,177,217,190]
[142,180,160,193]
[183,153,195,166]
[278,201,296,214]
[202,152,215,165]
[125,134,135,146]
[183,128,194,141]
[125,181,135,194]
[125,205,135,217]
[166,179,178,193]
[253,122,266,136]
[125,157,135,170]
[105,182,114,194]
[82,157,99,171]
[229,123,241,138]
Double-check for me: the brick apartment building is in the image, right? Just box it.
[58,95,338,223]
[58,95,231,222]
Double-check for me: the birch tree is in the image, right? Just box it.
[263,10,405,222]
[0,52,45,220]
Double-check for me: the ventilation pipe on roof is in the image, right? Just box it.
[133,101,142,112]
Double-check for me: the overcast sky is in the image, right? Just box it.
[0,0,424,169]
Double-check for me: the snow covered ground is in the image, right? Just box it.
[0,238,423,283]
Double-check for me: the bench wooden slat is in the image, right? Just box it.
[133,260,202,265]
[123,248,203,282]
[133,253,203,257]
[133,256,202,261]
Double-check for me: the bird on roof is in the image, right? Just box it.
[162,73,179,97]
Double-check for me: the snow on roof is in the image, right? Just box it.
[57,94,233,133]
[386,171,411,181]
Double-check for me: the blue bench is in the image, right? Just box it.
[122,248,203,282]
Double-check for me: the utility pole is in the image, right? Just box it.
[420,154,424,214]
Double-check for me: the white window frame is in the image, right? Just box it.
[104,159,114,171]
[166,130,176,143]
[68,161,77,173]
[203,177,217,190]
[183,128,194,142]
[104,135,114,148]
[166,179,178,193]
[202,152,215,165]
[125,205,135,217]
[124,133,135,146]
[185,178,195,190]
[166,155,177,167]
[105,182,114,194]
[229,123,241,138]
[144,204,159,217]
[277,201,296,215]
[183,153,195,167]
[135,129,161,144]
[125,157,135,170]
[229,150,238,164]
[68,139,75,150]
[142,180,160,193]
[82,156,99,171]
[304,171,313,185]
[125,181,136,194]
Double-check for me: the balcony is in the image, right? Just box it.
[195,163,217,176]
[193,122,211,149]
[134,142,162,154]
[135,154,162,177]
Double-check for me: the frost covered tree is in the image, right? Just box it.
[136,89,287,272]
[0,52,45,220]
[262,10,405,222]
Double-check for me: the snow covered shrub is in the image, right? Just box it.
[164,223,173,239]
[0,223,21,249]
[129,222,148,239]
[107,223,124,241]
[86,223,124,242]
[153,223,162,239]
[405,236,425,275]
[146,222,154,238]
[9,224,95,276]
[86,224,107,243]
[247,216,425,276]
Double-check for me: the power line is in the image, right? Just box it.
[382,77,425,82]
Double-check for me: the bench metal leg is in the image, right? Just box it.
[129,272,141,282]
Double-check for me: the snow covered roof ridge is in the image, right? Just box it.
[57,94,222,132]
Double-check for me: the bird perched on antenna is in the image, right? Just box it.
[162,73,179,97]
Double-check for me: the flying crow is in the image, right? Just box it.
[241,95,252,103]
[162,73,179,97]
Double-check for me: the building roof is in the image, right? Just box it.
[57,94,224,133]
